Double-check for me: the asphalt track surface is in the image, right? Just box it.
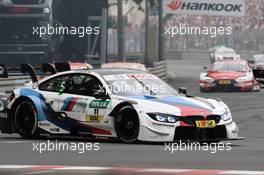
[0,58,263,174]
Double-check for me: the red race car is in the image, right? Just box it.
[200,60,260,92]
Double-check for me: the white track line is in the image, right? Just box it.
[221,171,264,175]
[0,141,32,144]
[58,166,109,171]
[22,171,54,175]
[0,165,263,175]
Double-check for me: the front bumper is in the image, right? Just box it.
[174,122,243,141]
[200,81,254,92]
[138,122,243,142]
[174,125,227,141]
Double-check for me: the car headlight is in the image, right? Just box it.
[43,7,50,14]
[221,111,230,121]
[236,76,248,83]
[204,77,214,83]
[147,113,180,123]
[156,114,167,122]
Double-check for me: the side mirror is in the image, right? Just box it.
[178,87,187,95]
[253,69,264,83]
[94,90,108,100]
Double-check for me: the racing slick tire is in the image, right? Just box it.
[14,100,39,139]
[114,106,139,143]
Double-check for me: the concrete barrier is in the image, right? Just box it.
[146,61,167,80]
[0,76,30,93]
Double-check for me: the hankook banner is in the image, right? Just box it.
[163,0,246,17]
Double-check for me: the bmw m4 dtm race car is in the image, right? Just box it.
[0,63,242,143]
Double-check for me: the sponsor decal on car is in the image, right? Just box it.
[50,128,60,132]
[61,97,79,111]
[104,74,157,81]
[219,80,231,85]
[58,81,66,95]
[38,122,51,127]
[196,120,216,128]
[89,100,110,109]
[85,115,104,123]
[0,112,7,119]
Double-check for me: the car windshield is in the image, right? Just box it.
[103,73,178,96]
[216,51,235,55]
[211,63,247,72]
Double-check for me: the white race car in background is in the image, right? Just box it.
[253,54,264,87]
[0,68,242,143]
[254,54,264,69]
[210,47,240,63]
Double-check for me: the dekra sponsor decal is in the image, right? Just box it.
[89,100,110,109]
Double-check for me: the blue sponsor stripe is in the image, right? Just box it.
[20,88,45,100]
[128,95,212,111]
[19,88,47,121]
[61,97,74,111]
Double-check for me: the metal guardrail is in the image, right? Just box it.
[107,54,143,63]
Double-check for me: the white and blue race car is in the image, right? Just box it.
[0,65,242,143]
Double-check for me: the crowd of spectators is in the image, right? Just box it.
[166,0,264,31]
[165,0,264,51]
[108,0,264,54]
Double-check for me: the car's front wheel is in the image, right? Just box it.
[14,100,38,139]
[114,106,139,143]
[252,83,260,92]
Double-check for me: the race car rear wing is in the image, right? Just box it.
[0,62,71,80]
[0,63,51,82]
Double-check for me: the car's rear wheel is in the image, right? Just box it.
[14,100,38,139]
[114,106,139,143]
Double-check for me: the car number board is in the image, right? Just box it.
[195,120,216,128]
[219,80,231,85]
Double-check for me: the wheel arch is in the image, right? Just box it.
[109,101,136,118]
[9,96,34,117]
[112,102,140,143]
[10,95,47,121]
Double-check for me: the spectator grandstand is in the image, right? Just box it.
[165,0,264,51]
